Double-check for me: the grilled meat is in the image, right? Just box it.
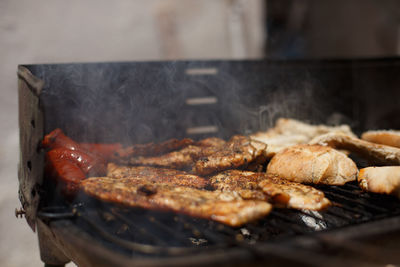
[107,163,209,188]
[128,145,202,169]
[310,132,400,166]
[127,135,265,175]
[192,136,267,176]
[210,170,267,200]
[196,137,226,147]
[81,177,272,227]
[358,166,400,198]
[210,170,330,210]
[258,174,331,210]
[127,138,226,169]
[115,138,194,159]
[267,144,358,185]
[250,118,356,158]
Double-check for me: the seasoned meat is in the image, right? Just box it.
[128,145,203,169]
[311,132,400,166]
[127,137,227,169]
[258,174,331,210]
[210,170,330,210]
[267,144,358,185]
[358,166,400,198]
[250,118,356,158]
[192,135,267,176]
[81,177,272,227]
[115,138,194,159]
[125,136,266,175]
[107,163,209,188]
[210,170,267,200]
[196,137,226,147]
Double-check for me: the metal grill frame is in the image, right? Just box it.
[18,57,400,266]
[36,180,400,266]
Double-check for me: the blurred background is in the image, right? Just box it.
[1,0,399,266]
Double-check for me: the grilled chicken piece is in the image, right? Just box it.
[310,132,400,166]
[127,137,227,169]
[128,145,203,169]
[210,170,267,200]
[250,118,356,158]
[210,170,330,210]
[258,174,331,210]
[358,167,400,198]
[196,137,226,147]
[267,144,358,185]
[361,130,400,149]
[81,177,272,227]
[107,163,209,188]
[115,138,194,159]
[128,136,266,175]
[192,136,267,176]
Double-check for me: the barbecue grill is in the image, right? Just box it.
[18,58,400,266]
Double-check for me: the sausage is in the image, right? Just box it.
[43,128,122,160]
[42,128,81,151]
[47,148,106,176]
[79,143,122,161]
[45,153,86,195]
[42,129,122,197]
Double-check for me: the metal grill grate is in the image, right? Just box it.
[37,181,400,260]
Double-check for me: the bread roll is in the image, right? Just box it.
[266,144,358,185]
[358,166,400,198]
[361,130,400,148]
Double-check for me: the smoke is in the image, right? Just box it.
[28,60,354,146]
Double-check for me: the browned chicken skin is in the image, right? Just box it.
[81,177,272,227]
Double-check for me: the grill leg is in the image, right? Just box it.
[37,220,70,266]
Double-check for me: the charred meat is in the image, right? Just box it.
[126,137,226,169]
[192,136,267,176]
[107,163,209,188]
[210,170,267,200]
[115,138,194,159]
[127,145,202,169]
[81,177,272,227]
[126,136,265,175]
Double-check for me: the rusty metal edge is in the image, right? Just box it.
[18,65,45,231]
[43,216,400,267]
[44,219,255,267]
